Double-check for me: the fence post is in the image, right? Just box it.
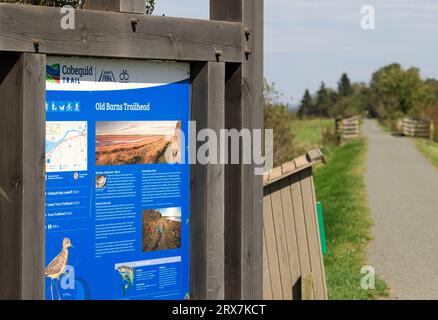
[0,53,46,300]
[430,121,435,141]
[84,0,145,13]
[211,0,264,300]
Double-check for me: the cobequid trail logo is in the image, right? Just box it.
[46,64,61,83]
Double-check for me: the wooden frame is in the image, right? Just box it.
[0,53,46,300]
[0,0,263,300]
[0,3,242,63]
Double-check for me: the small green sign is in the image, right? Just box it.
[317,202,327,255]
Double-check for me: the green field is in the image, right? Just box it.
[313,139,388,300]
[414,138,438,169]
[291,118,334,152]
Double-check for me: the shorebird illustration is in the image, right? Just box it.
[117,266,134,296]
[45,238,73,300]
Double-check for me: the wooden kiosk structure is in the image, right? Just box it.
[0,0,263,300]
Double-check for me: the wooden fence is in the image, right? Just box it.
[263,149,328,300]
[402,118,433,139]
[335,115,361,141]
[0,0,263,300]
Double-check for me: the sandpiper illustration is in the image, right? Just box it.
[45,238,73,300]
[117,266,134,296]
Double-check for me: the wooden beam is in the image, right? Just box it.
[0,53,46,300]
[211,0,264,300]
[0,3,242,63]
[85,0,145,14]
[190,62,226,300]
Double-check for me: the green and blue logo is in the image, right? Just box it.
[46,64,60,83]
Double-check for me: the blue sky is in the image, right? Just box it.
[154,0,438,104]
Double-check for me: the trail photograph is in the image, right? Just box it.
[95,121,181,166]
[142,207,182,252]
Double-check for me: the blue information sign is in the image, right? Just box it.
[44,57,190,300]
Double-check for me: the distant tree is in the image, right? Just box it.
[338,73,353,97]
[263,79,299,166]
[330,82,369,118]
[315,82,337,117]
[297,89,313,119]
[369,63,423,119]
[263,78,283,106]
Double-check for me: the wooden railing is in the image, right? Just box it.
[402,118,434,139]
[335,115,361,141]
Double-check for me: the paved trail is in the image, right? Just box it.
[363,119,438,299]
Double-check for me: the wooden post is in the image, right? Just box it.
[0,53,46,300]
[430,121,435,141]
[211,0,264,300]
[84,0,145,14]
[190,62,226,300]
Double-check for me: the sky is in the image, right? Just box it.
[154,0,438,105]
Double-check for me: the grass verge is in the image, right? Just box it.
[414,138,438,169]
[292,118,334,151]
[314,139,388,300]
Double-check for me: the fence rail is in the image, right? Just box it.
[263,149,327,300]
[335,115,361,141]
[402,118,432,138]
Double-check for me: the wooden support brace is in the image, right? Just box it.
[0,53,46,300]
[190,62,226,299]
[211,0,264,300]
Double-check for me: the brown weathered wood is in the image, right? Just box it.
[289,174,312,279]
[300,168,327,300]
[0,53,46,300]
[262,189,282,299]
[211,0,264,300]
[301,274,315,300]
[269,183,293,300]
[190,62,226,300]
[0,3,242,63]
[262,229,273,300]
[279,178,301,299]
[85,0,145,14]
[309,173,328,299]
[223,63,243,299]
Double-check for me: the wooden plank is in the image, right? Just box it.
[289,174,312,279]
[279,178,301,299]
[262,228,273,300]
[301,274,315,300]
[262,189,282,299]
[269,182,293,300]
[300,168,327,300]
[211,0,264,300]
[21,53,46,300]
[223,64,243,299]
[240,0,264,300]
[309,173,328,298]
[85,0,146,14]
[0,3,242,63]
[0,53,46,300]
[190,62,226,300]
[0,53,22,300]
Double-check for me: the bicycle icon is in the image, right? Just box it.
[119,69,129,82]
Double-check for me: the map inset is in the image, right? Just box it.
[46,121,88,172]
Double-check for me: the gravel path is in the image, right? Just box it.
[363,119,438,299]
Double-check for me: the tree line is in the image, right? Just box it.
[297,63,438,126]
